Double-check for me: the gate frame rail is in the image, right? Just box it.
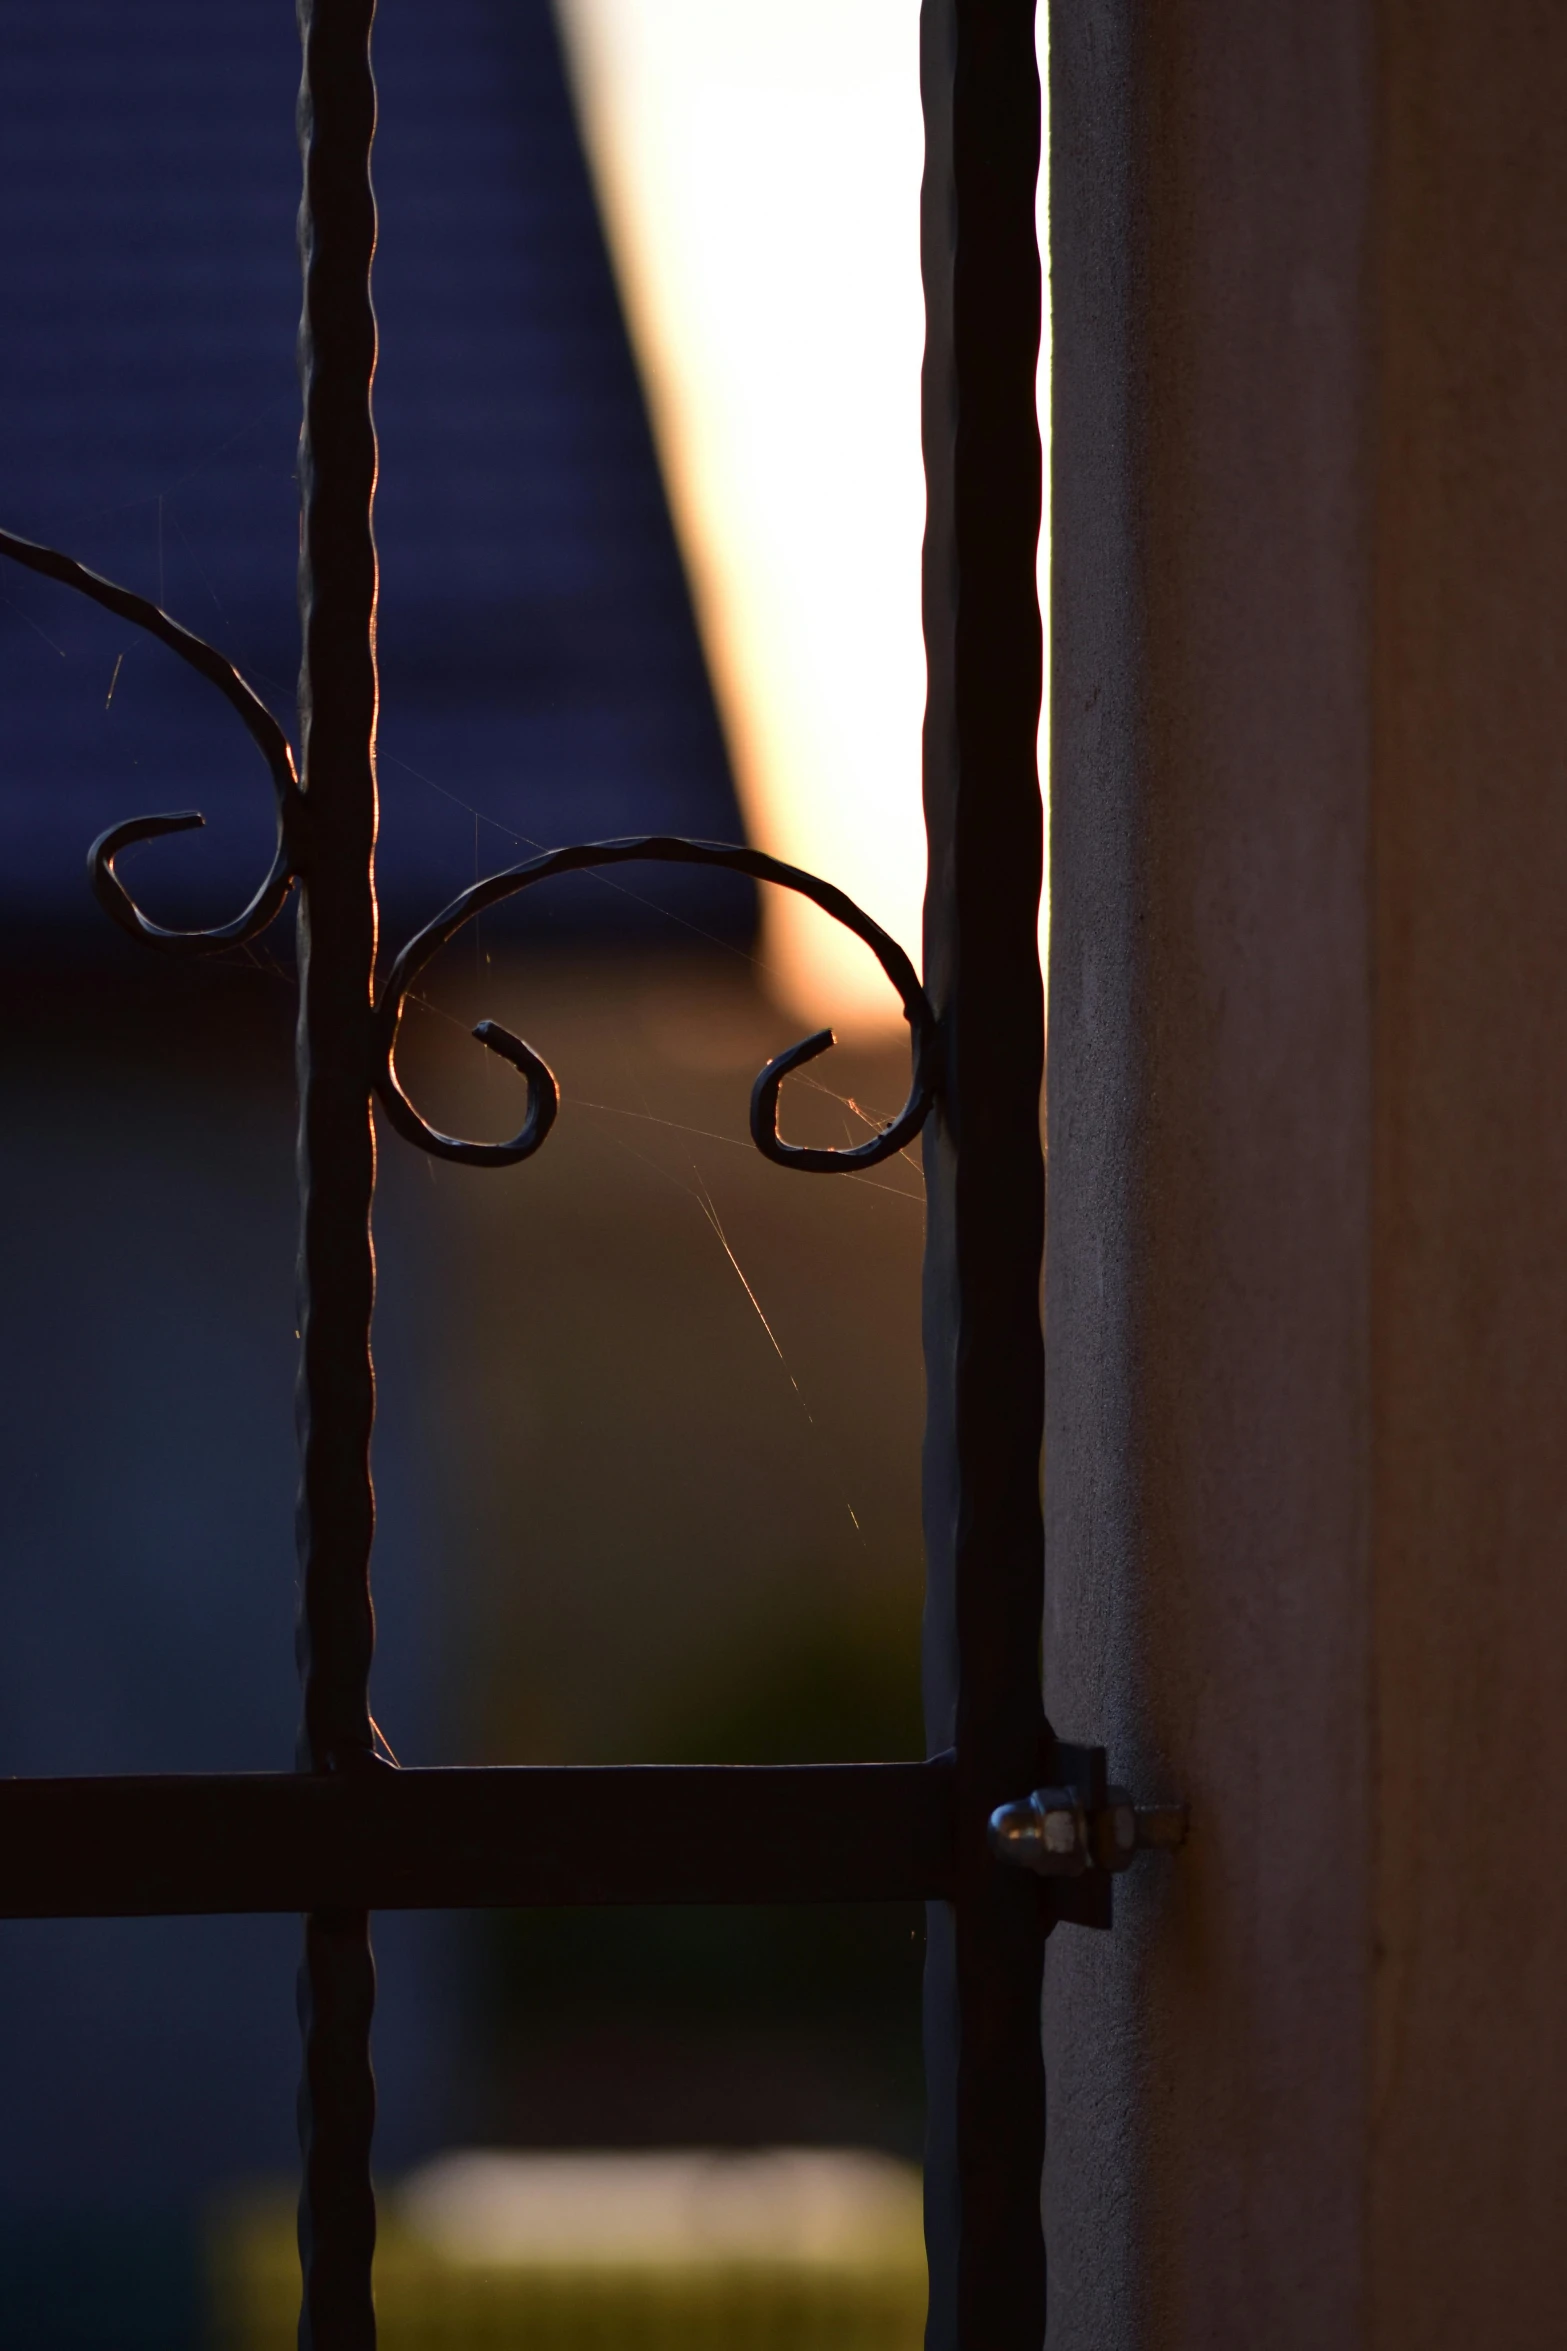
[0,6,1173,2346]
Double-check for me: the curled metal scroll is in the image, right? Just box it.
[374,835,940,1174]
[0,527,301,952]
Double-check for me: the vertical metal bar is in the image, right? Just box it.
[919,3,1047,2347]
[293,1,381,2344]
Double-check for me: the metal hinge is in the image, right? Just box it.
[989,1742,1188,1928]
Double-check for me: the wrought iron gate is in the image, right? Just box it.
[0,4,1177,2343]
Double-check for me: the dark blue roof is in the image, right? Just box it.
[0,0,749,942]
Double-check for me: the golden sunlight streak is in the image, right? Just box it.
[554,0,1048,1032]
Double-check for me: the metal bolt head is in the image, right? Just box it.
[1041,1803,1083,1857]
[990,1776,1191,1883]
[987,1788,1091,1877]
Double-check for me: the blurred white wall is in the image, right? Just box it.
[553,0,1049,1033]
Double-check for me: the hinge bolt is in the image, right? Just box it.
[988,1785,1189,1878]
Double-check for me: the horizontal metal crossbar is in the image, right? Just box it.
[0,1757,955,1919]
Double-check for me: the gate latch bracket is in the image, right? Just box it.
[989,1743,1188,1929]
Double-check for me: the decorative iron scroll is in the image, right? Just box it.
[0,534,939,1178]
[374,835,939,1174]
[0,527,300,952]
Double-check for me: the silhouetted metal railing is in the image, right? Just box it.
[0,5,1084,2346]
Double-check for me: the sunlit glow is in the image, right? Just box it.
[400,2147,924,2266]
[554,0,1047,1030]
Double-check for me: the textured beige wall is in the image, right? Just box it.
[1047,2,1567,2342]
[1135,4,1376,2340]
[1370,6,1567,2341]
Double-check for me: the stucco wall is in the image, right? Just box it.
[1369,5,1567,2339]
[1045,2,1567,2341]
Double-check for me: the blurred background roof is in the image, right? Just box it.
[0,0,750,947]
